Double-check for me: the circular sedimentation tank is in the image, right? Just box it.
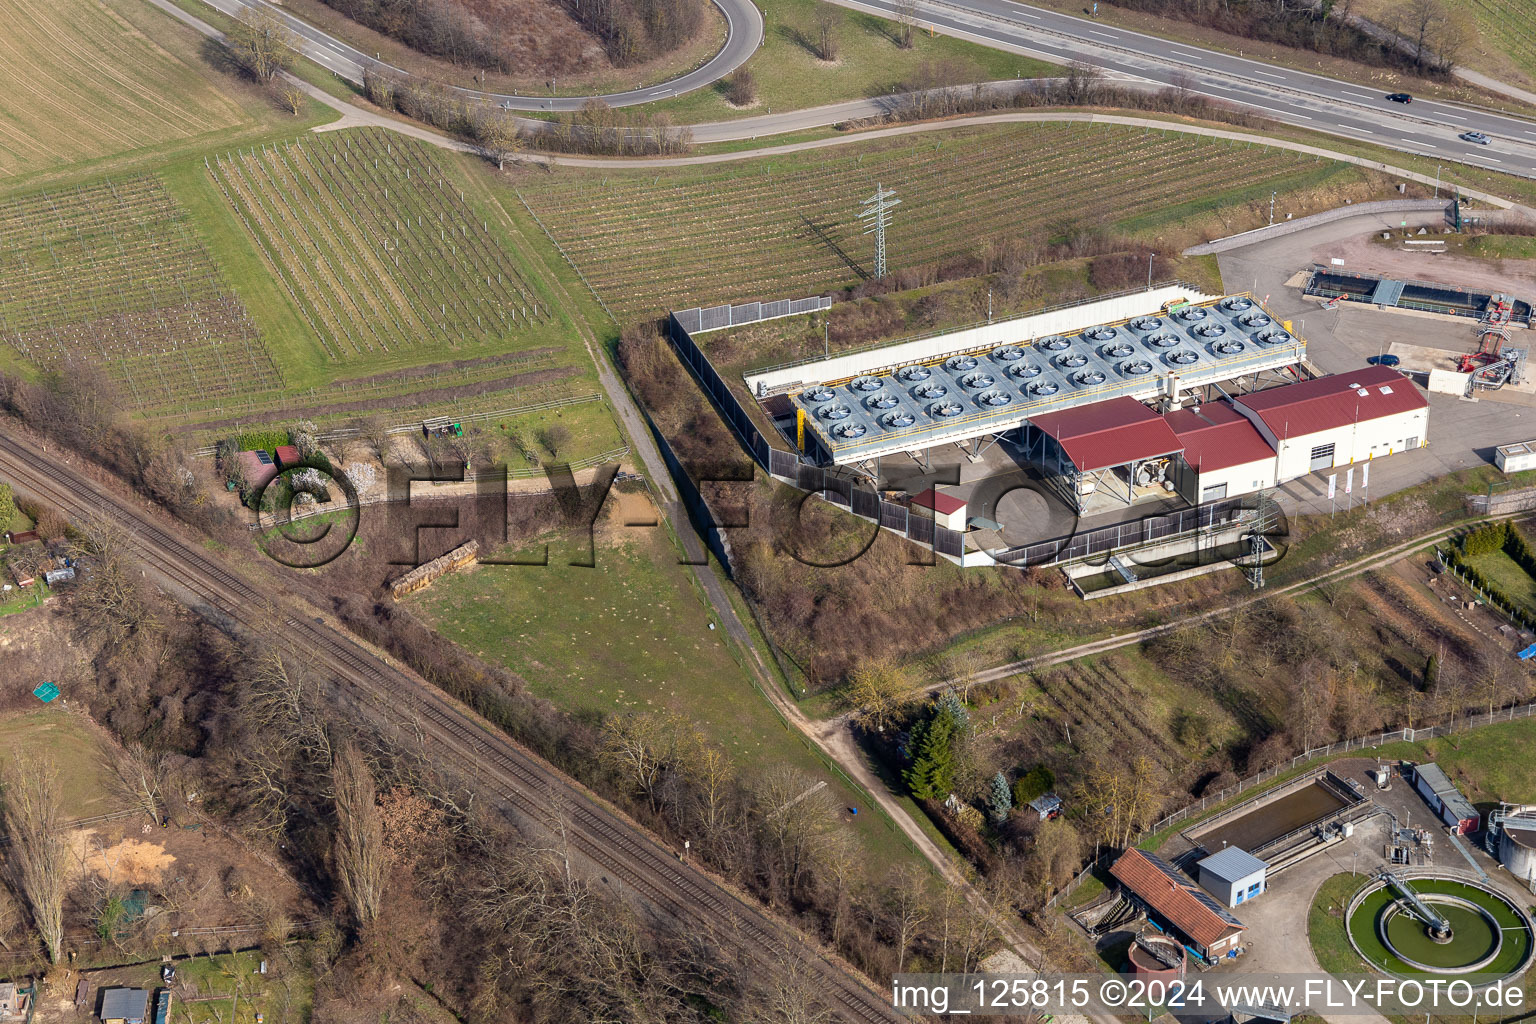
[1343,874,1535,979]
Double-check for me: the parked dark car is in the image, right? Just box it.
[1367,354,1401,367]
[1386,92,1412,103]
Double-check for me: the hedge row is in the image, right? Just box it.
[237,428,291,452]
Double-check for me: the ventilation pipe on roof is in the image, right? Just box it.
[1164,372,1183,412]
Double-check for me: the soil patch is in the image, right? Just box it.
[71,831,176,885]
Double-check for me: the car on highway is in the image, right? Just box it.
[1460,131,1492,145]
[1367,354,1401,367]
[1386,92,1412,103]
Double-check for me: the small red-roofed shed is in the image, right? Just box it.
[910,488,967,531]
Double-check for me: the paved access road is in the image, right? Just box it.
[824,0,1536,178]
[203,0,762,111]
[0,431,901,1024]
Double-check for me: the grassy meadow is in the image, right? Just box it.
[410,524,925,866]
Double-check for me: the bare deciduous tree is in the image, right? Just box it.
[69,512,161,650]
[843,656,917,732]
[815,8,841,61]
[232,9,297,85]
[894,0,918,48]
[0,754,68,963]
[108,742,167,824]
[478,109,522,170]
[332,743,388,928]
[280,84,305,115]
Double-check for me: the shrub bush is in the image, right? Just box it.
[237,428,290,452]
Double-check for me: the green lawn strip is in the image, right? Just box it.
[410,528,926,868]
[1311,872,1374,975]
[107,949,315,1024]
[159,158,328,393]
[1464,547,1536,618]
[0,583,50,618]
[0,708,128,817]
[647,0,1058,124]
[1470,234,1536,260]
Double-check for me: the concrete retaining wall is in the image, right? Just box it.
[1184,199,1452,256]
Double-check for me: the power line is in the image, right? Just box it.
[858,183,900,279]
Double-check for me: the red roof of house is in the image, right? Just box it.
[1164,402,1277,474]
[274,445,301,467]
[1029,396,1184,473]
[1110,849,1245,950]
[238,450,278,488]
[911,488,966,515]
[1234,366,1425,441]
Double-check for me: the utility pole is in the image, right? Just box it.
[1434,164,1442,199]
[1147,253,1154,290]
[1269,190,1276,225]
[859,183,900,279]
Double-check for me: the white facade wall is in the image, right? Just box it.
[1193,457,1278,504]
[1200,866,1266,908]
[1497,444,1536,474]
[1239,408,1428,483]
[743,285,1216,393]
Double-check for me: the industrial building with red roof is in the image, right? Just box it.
[1029,397,1185,474]
[1163,402,1279,505]
[1232,365,1427,481]
[1110,848,1247,962]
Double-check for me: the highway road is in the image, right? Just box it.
[827,0,1536,179]
[0,430,901,1024]
[202,0,762,110]
[203,0,1536,178]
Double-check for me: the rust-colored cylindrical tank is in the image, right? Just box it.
[1127,932,1187,979]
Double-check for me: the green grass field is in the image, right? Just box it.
[410,527,923,865]
[0,0,252,179]
[0,175,281,409]
[515,123,1370,317]
[103,949,314,1024]
[0,709,128,819]
[648,0,1058,123]
[1374,717,1536,808]
[1464,548,1536,619]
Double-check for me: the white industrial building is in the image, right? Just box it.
[1496,440,1536,475]
[1165,402,1280,505]
[1195,847,1268,908]
[1232,365,1428,482]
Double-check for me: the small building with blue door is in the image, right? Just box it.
[1196,846,1268,908]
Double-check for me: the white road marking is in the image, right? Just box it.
[1250,70,1283,80]
[1286,112,1312,120]
[1350,126,1374,134]
[1088,29,1116,39]
[1170,49,1204,60]
[1483,156,1502,162]
[1003,3,1041,17]
[1441,111,1467,120]
[1338,90,1375,101]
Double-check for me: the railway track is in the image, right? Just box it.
[0,432,901,1024]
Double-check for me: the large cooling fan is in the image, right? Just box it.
[802,386,835,403]
[819,403,852,420]
[946,354,979,372]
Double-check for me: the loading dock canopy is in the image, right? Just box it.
[1030,396,1184,472]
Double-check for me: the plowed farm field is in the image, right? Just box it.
[0,0,248,177]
